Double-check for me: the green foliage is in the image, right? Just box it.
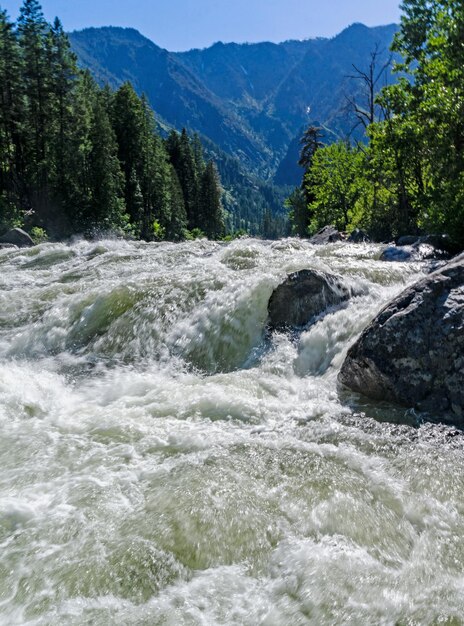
[306,142,366,233]
[184,227,206,240]
[30,226,48,243]
[285,188,308,237]
[369,0,464,243]
[198,161,225,239]
[152,220,165,241]
[222,229,248,242]
[289,0,464,246]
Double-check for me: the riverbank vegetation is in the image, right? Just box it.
[0,0,224,241]
[289,0,464,247]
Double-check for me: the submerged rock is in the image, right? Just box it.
[348,228,370,243]
[381,237,452,262]
[396,235,419,246]
[268,269,355,330]
[0,228,34,248]
[396,234,459,255]
[339,253,464,423]
[309,225,344,245]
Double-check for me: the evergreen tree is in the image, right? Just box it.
[0,8,23,228]
[165,165,187,240]
[198,161,224,239]
[0,0,224,243]
[47,17,79,233]
[112,82,145,231]
[85,91,127,233]
[17,0,51,218]
[62,69,97,231]
[291,125,324,236]
[138,95,171,240]
[178,128,199,229]
[285,188,308,237]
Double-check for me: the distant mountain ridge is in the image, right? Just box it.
[69,23,398,184]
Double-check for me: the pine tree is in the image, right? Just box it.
[139,95,171,240]
[62,69,97,231]
[178,128,199,229]
[0,9,24,228]
[85,91,127,233]
[17,0,51,218]
[165,165,187,240]
[198,160,224,239]
[112,82,144,231]
[46,17,79,234]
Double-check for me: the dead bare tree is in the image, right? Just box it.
[345,44,393,132]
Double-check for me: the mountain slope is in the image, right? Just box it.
[70,23,399,182]
[271,23,399,138]
[69,28,272,171]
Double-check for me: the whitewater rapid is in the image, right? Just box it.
[1,238,463,625]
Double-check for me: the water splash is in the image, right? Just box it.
[1,238,461,625]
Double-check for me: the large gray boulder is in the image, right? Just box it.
[268,269,355,330]
[339,253,464,422]
[309,225,344,245]
[0,228,34,248]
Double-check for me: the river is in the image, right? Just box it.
[1,238,463,625]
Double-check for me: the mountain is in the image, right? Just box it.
[70,27,272,172]
[69,23,398,183]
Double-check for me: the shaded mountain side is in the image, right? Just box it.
[69,28,273,172]
[69,23,399,182]
[176,40,311,104]
[271,23,399,138]
[198,136,289,236]
[273,131,305,187]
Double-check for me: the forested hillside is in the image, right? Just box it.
[0,1,225,241]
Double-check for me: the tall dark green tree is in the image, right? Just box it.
[0,0,225,243]
[17,0,51,218]
[0,8,23,228]
[85,91,127,233]
[165,165,187,240]
[295,125,324,235]
[178,128,199,229]
[198,160,225,239]
[138,95,171,240]
[112,82,145,230]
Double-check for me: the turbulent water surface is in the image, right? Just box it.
[1,238,463,625]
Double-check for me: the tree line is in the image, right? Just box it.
[289,0,464,248]
[0,0,225,241]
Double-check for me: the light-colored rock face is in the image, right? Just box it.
[0,228,34,248]
[267,269,353,331]
[339,253,464,423]
[308,225,343,245]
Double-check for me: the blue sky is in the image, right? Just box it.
[1,0,402,51]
